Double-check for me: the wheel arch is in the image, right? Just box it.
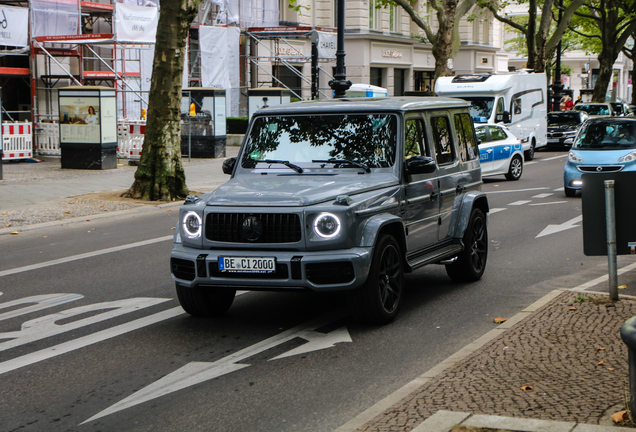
[358,214,410,272]
[451,192,489,241]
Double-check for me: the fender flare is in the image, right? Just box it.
[450,191,489,240]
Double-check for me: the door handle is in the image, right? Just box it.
[456,185,465,194]
[486,149,493,153]
[504,146,510,150]
[430,191,438,201]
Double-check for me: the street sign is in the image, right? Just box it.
[581,172,636,255]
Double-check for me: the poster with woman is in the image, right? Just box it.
[59,97,100,143]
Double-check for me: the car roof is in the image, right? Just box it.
[253,97,470,116]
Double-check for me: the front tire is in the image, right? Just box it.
[446,208,488,282]
[524,140,535,161]
[349,234,404,324]
[176,284,236,317]
[505,155,523,181]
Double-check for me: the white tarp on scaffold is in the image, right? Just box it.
[239,0,278,28]
[0,6,29,47]
[31,0,80,38]
[114,3,158,43]
[200,25,240,117]
[209,0,239,25]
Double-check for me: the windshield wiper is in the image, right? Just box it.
[312,159,371,173]
[260,159,303,173]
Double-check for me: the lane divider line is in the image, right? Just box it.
[0,235,173,278]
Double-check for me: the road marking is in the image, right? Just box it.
[0,298,170,352]
[508,200,531,206]
[542,155,568,161]
[486,187,549,194]
[529,201,567,206]
[532,193,553,199]
[553,187,564,192]
[536,215,582,238]
[489,208,507,215]
[524,162,538,166]
[0,306,185,376]
[0,235,173,278]
[82,314,352,424]
[0,294,83,322]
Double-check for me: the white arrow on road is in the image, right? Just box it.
[82,314,352,424]
[536,215,583,238]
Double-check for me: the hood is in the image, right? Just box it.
[572,148,636,165]
[207,172,400,206]
[548,125,578,132]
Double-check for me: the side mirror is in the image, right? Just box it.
[222,157,236,175]
[406,155,436,175]
[502,111,511,124]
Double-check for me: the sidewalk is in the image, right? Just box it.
[3,151,636,432]
[0,147,239,232]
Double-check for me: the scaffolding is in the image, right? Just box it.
[246,26,337,100]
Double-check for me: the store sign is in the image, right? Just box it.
[115,3,158,43]
[277,46,303,57]
[382,50,402,58]
[316,31,336,59]
[0,6,28,47]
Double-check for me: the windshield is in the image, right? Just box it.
[242,114,397,170]
[460,97,495,123]
[573,121,636,149]
[548,113,582,127]
[574,104,611,116]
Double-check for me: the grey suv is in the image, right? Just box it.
[171,97,489,324]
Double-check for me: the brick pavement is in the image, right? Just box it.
[357,291,636,431]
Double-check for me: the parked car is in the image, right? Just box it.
[563,117,636,197]
[610,102,634,117]
[573,103,615,117]
[547,111,589,148]
[474,124,524,180]
[171,97,490,324]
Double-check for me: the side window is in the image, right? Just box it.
[496,98,505,114]
[431,116,455,165]
[513,98,522,115]
[475,126,488,143]
[405,119,423,159]
[454,113,479,162]
[488,125,507,141]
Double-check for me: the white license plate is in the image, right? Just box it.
[218,256,276,273]
[548,139,561,143]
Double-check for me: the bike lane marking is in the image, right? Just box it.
[0,235,173,278]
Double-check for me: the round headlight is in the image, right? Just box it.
[314,213,341,238]
[183,211,202,238]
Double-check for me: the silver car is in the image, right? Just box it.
[171,98,490,324]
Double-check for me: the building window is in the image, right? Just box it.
[390,6,400,32]
[369,0,380,30]
[370,67,383,87]
[414,70,434,92]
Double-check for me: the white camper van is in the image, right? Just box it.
[435,72,548,160]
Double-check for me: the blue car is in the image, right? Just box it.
[563,118,636,197]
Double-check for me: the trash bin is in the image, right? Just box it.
[180,88,226,158]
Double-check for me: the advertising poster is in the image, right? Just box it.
[0,6,29,47]
[115,3,158,43]
[59,97,100,143]
[100,97,118,143]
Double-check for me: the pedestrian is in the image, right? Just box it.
[565,96,574,111]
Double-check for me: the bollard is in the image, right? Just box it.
[605,180,618,301]
[621,316,636,417]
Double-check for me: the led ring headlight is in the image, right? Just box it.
[314,213,341,238]
[183,211,202,239]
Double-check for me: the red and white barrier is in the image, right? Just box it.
[118,119,145,159]
[2,122,33,161]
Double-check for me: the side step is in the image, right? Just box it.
[407,244,463,269]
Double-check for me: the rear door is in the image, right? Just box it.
[403,114,440,251]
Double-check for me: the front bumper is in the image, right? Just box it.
[171,244,373,292]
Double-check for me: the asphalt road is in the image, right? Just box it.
[0,148,620,432]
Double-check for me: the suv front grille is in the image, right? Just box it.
[206,213,302,243]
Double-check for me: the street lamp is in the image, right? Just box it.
[329,0,351,98]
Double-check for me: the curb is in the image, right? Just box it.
[332,289,565,432]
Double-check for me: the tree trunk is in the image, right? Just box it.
[592,48,614,102]
[123,0,201,201]
[432,1,457,82]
